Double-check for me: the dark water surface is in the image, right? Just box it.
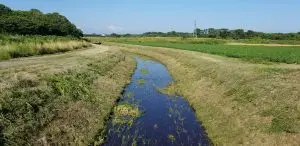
[104,57,210,146]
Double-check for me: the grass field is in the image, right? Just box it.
[115,43,300,145]
[87,37,300,64]
[0,45,136,145]
[0,35,91,60]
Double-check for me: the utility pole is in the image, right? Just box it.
[194,20,198,38]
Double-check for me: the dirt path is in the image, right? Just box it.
[0,44,109,69]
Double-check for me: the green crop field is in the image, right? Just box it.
[87,37,300,64]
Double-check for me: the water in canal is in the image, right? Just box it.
[104,57,210,146]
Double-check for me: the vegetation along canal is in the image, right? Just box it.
[103,57,211,146]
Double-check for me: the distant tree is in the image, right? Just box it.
[194,28,201,37]
[219,29,230,38]
[110,33,120,37]
[207,28,218,38]
[232,29,245,39]
[246,30,256,38]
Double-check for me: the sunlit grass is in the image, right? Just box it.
[0,35,91,60]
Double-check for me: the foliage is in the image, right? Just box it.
[195,28,300,40]
[0,35,91,60]
[85,29,300,41]
[0,4,82,37]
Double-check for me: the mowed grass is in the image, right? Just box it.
[0,46,136,145]
[87,37,300,64]
[118,44,300,145]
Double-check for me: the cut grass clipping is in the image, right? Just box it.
[112,103,141,126]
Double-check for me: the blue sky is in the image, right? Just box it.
[1,0,300,34]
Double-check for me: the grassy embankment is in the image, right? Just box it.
[87,37,300,64]
[0,45,136,145]
[0,35,91,60]
[107,43,300,145]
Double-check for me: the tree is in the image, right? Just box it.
[232,29,245,39]
[0,4,83,37]
[207,28,218,38]
[246,30,255,38]
[219,29,230,38]
[0,4,11,14]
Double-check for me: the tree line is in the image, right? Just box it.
[194,28,300,40]
[0,4,83,37]
[89,30,300,41]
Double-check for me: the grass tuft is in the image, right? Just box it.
[168,134,176,143]
[137,79,146,85]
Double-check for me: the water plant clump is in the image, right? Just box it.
[156,83,178,96]
[112,103,141,126]
[168,134,176,143]
[140,68,149,75]
[114,103,141,117]
[137,78,146,85]
[126,92,134,98]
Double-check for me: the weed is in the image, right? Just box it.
[113,103,141,118]
[137,79,146,85]
[127,92,134,98]
[168,134,176,143]
[156,83,177,96]
[140,68,149,75]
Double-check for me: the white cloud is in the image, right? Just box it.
[107,25,123,32]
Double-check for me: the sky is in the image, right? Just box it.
[1,0,300,34]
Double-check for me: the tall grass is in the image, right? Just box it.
[0,35,91,60]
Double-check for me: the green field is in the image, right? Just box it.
[87,37,300,64]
